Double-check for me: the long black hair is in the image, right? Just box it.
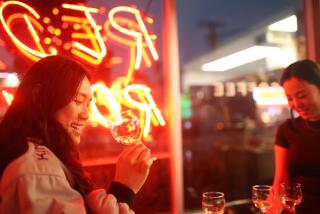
[0,55,92,197]
[280,59,320,87]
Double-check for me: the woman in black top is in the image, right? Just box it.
[273,59,320,213]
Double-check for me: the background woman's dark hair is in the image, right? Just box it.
[281,59,320,120]
[0,55,92,197]
[280,59,320,87]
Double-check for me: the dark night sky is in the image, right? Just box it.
[176,0,301,65]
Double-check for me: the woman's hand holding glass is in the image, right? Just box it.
[114,143,155,193]
[109,110,155,193]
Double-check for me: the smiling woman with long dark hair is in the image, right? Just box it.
[0,55,155,214]
[273,59,320,213]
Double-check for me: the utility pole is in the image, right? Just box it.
[197,20,224,49]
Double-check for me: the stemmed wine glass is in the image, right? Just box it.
[108,110,141,145]
[202,191,225,214]
[280,182,302,213]
[252,185,273,214]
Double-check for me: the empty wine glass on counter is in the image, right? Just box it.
[252,185,273,214]
[280,182,302,213]
[202,191,225,214]
[108,110,141,145]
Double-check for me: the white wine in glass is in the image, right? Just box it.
[202,192,225,214]
[252,185,273,214]
[109,110,141,145]
[280,182,302,213]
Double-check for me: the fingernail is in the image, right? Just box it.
[147,157,156,166]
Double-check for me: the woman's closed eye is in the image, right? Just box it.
[73,99,83,105]
[73,94,86,104]
[296,93,307,99]
[74,98,91,110]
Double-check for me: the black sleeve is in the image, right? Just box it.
[275,120,290,148]
[107,181,135,205]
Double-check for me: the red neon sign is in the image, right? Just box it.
[0,38,7,70]
[0,1,158,67]
[0,1,164,139]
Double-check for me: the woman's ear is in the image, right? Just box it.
[32,84,42,104]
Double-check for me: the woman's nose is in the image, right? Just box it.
[292,98,303,109]
[79,104,90,121]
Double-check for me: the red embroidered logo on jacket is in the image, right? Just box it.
[34,144,48,160]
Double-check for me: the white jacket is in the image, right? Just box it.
[0,142,134,214]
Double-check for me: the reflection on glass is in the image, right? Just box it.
[252,185,273,214]
[280,182,302,213]
[109,110,141,145]
[202,191,225,214]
